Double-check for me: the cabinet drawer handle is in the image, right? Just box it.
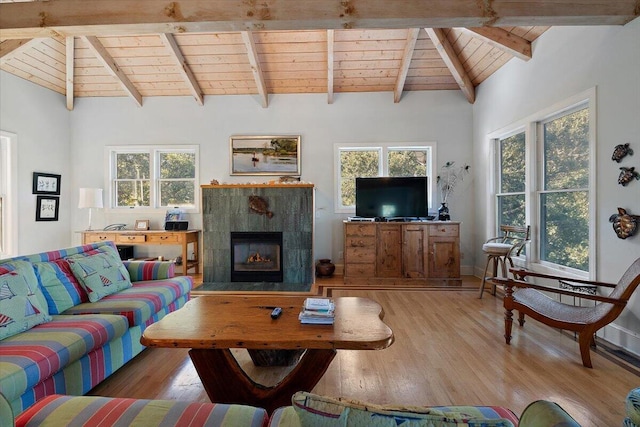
[99,236,107,240]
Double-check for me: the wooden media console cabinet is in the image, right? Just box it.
[343,221,461,287]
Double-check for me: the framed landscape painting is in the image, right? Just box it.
[230,135,301,176]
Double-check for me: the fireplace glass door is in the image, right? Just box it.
[230,232,283,282]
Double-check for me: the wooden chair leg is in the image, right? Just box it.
[518,311,525,327]
[504,308,513,344]
[494,256,508,295]
[578,333,594,368]
[479,255,493,299]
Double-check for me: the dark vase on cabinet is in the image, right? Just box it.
[438,203,450,221]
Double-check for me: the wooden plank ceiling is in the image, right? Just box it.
[0,1,637,109]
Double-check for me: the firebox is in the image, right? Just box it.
[230,232,283,282]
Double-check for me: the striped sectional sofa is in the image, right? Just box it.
[0,241,192,416]
[1,391,582,427]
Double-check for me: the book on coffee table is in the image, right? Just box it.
[299,298,335,324]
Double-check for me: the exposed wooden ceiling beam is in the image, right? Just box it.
[82,35,143,107]
[1,0,637,39]
[241,31,268,108]
[425,28,475,104]
[159,33,204,105]
[327,29,334,104]
[65,36,74,111]
[463,27,532,61]
[394,28,420,103]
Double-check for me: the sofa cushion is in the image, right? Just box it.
[123,261,176,282]
[33,259,89,314]
[15,394,269,427]
[67,251,132,303]
[518,400,580,427]
[626,388,640,427]
[0,393,14,427]
[0,314,128,403]
[0,262,52,340]
[0,260,49,311]
[289,392,516,427]
[62,277,192,327]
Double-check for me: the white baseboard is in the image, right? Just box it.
[599,322,640,358]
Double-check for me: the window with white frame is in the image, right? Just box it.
[0,131,18,257]
[107,146,199,211]
[490,90,594,275]
[335,143,434,213]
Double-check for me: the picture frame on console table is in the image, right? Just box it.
[135,219,150,230]
[230,135,301,176]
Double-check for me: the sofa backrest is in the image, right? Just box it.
[0,241,117,264]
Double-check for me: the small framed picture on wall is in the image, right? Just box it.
[36,196,59,221]
[32,172,61,195]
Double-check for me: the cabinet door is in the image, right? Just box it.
[376,225,402,277]
[428,237,460,278]
[402,225,428,278]
[344,223,376,278]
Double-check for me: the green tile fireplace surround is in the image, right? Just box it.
[201,183,314,291]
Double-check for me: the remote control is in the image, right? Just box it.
[270,307,282,319]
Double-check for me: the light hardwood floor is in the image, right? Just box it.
[89,279,637,426]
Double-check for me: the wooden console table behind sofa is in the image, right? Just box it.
[81,229,200,275]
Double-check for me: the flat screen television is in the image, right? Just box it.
[355,176,428,220]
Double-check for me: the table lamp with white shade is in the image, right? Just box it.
[78,188,103,230]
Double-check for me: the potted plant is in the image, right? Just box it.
[437,161,470,220]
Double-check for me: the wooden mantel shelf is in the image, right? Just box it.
[201,183,314,189]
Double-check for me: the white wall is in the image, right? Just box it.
[0,72,71,254]
[473,19,640,355]
[69,90,475,266]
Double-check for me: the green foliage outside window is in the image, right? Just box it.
[159,152,196,207]
[498,132,526,228]
[340,150,379,207]
[388,150,428,177]
[115,153,150,207]
[541,191,589,270]
[540,108,589,271]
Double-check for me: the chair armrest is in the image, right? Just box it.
[491,277,625,305]
[505,239,526,257]
[509,268,616,288]
[484,237,504,243]
[122,261,175,281]
[519,400,580,427]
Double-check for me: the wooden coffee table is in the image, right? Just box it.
[141,295,394,412]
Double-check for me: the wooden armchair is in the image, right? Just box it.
[491,257,640,368]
